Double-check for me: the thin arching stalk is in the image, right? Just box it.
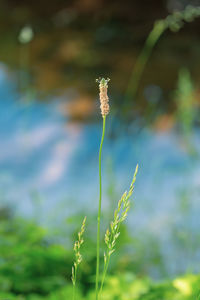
[125,21,165,104]
[96,115,106,300]
[125,5,200,107]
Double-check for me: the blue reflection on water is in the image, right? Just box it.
[0,65,200,276]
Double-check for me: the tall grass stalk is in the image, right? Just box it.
[95,78,110,300]
[96,115,106,299]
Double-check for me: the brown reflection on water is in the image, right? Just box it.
[0,0,200,125]
[59,94,95,120]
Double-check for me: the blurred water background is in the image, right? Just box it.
[1,0,200,279]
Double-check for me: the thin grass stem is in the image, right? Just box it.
[96,115,106,300]
[72,266,77,300]
[99,253,110,295]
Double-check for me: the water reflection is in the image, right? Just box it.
[0,64,200,276]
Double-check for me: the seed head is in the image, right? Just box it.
[96,77,110,117]
[103,164,138,262]
[71,216,87,286]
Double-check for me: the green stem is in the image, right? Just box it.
[99,254,110,295]
[99,223,121,296]
[96,116,106,300]
[73,266,77,300]
[73,284,75,300]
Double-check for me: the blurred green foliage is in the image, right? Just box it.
[0,214,199,299]
[0,217,73,297]
[87,273,200,300]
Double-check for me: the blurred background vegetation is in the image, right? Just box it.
[0,0,200,299]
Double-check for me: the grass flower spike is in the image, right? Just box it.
[72,216,87,300]
[96,77,110,117]
[100,164,138,293]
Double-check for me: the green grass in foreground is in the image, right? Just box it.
[1,273,200,299]
[0,216,199,300]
